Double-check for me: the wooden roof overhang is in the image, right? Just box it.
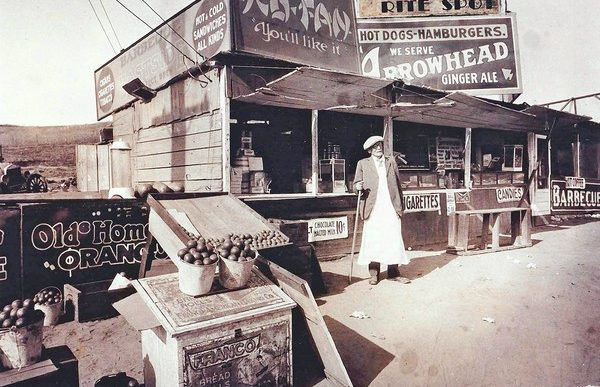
[230,65,592,133]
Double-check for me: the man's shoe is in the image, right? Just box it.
[388,276,411,284]
[387,264,400,278]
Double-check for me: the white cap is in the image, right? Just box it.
[363,135,384,150]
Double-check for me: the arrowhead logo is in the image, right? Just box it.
[502,68,514,80]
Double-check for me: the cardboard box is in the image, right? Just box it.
[247,157,264,171]
[64,280,135,323]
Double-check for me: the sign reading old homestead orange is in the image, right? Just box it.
[358,0,502,18]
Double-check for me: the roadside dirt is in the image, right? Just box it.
[42,218,600,386]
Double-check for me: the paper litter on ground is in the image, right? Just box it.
[482,317,495,323]
[526,263,537,269]
[350,311,371,319]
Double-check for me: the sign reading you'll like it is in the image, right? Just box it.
[358,0,502,18]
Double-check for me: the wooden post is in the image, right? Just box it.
[480,213,490,249]
[311,110,319,195]
[447,213,458,248]
[456,214,469,251]
[510,211,520,246]
[491,213,500,249]
[521,209,531,246]
[383,116,393,157]
[220,67,231,193]
[575,133,581,177]
[464,128,472,189]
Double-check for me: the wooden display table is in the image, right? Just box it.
[132,269,295,387]
[447,207,531,255]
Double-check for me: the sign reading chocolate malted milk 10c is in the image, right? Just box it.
[358,0,502,18]
[358,15,521,94]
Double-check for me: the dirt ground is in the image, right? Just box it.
[43,217,600,386]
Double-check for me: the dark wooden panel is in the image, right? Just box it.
[135,131,222,156]
[136,163,222,182]
[136,147,222,170]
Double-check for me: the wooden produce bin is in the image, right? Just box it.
[145,192,291,273]
[132,269,295,387]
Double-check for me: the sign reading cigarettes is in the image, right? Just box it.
[308,217,349,242]
[404,193,441,213]
[358,15,521,94]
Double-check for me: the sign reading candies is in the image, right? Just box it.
[96,66,115,113]
[192,0,228,59]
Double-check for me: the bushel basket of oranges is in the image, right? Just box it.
[0,298,45,369]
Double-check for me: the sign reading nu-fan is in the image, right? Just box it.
[358,15,521,94]
[94,0,361,120]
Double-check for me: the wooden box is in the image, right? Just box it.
[63,280,135,323]
[146,193,291,271]
[132,270,295,387]
[0,345,79,387]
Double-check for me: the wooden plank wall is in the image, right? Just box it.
[113,69,224,192]
[76,144,111,191]
[244,195,450,259]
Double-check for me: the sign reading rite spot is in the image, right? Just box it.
[358,15,521,94]
[404,193,441,213]
[552,180,600,211]
[308,216,348,242]
[234,0,360,74]
[358,0,502,18]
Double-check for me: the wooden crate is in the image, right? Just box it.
[63,280,135,323]
[146,192,291,271]
[0,345,79,387]
[133,270,295,387]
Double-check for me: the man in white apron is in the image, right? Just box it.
[353,136,410,285]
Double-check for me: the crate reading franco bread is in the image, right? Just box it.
[145,192,291,274]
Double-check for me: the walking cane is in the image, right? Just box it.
[348,189,362,284]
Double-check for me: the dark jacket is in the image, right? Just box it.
[353,156,405,220]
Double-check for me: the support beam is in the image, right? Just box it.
[383,116,393,157]
[220,67,231,192]
[464,128,472,189]
[311,110,319,195]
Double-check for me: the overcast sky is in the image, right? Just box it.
[1,0,599,126]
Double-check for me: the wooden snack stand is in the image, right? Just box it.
[132,270,295,387]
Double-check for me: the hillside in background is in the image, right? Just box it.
[0,122,111,185]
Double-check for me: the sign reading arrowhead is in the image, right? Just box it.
[502,68,514,80]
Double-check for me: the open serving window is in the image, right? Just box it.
[471,129,527,186]
[393,122,466,189]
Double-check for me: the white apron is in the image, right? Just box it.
[357,157,409,266]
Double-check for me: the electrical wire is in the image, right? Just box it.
[115,0,194,63]
[138,0,212,84]
[99,0,123,50]
[139,0,204,62]
[88,0,117,54]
